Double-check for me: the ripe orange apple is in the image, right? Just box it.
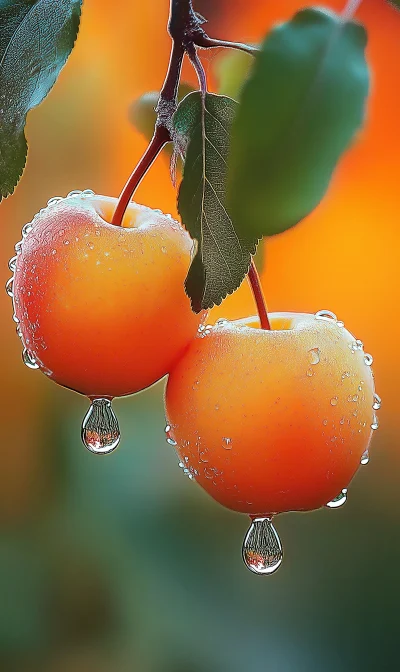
[165,312,378,516]
[11,191,204,398]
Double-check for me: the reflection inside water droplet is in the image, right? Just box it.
[364,353,373,366]
[242,517,283,575]
[315,309,337,322]
[373,393,381,411]
[360,450,370,465]
[81,398,120,455]
[326,488,347,509]
[22,348,39,370]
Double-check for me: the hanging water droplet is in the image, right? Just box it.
[81,398,120,455]
[164,424,177,446]
[22,222,33,237]
[5,277,13,297]
[315,309,337,322]
[364,353,373,366]
[242,517,283,575]
[22,348,39,370]
[371,415,379,431]
[330,396,338,406]
[326,488,347,509]
[373,393,381,411]
[360,450,370,465]
[8,256,17,272]
[47,197,63,206]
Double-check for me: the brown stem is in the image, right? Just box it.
[194,35,258,56]
[248,261,271,330]
[111,126,169,227]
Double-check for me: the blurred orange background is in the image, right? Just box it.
[1,1,399,670]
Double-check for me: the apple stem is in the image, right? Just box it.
[111,0,257,227]
[248,261,271,330]
[111,126,169,227]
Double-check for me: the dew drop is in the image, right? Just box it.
[315,309,337,322]
[222,437,232,449]
[22,348,39,370]
[306,368,315,377]
[22,223,33,237]
[5,277,13,297]
[12,313,19,323]
[308,347,320,365]
[326,488,347,508]
[216,318,229,326]
[81,398,120,455]
[8,256,17,272]
[82,189,95,197]
[373,393,381,411]
[341,371,351,380]
[323,418,328,426]
[67,189,82,197]
[14,241,22,253]
[337,320,344,328]
[330,396,338,406]
[371,415,379,431]
[360,450,370,465]
[164,424,177,446]
[47,197,63,206]
[364,353,373,366]
[242,517,283,575]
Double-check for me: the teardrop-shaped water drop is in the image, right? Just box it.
[373,393,381,411]
[326,488,347,509]
[81,398,120,455]
[22,348,39,370]
[242,517,283,575]
[5,277,13,297]
[165,424,177,446]
[360,450,370,465]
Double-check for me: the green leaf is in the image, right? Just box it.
[174,92,257,312]
[214,48,254,100]
[0,0,82,201]
[228,7,370,238]
[387,1,400,9]
[129,83,195,142]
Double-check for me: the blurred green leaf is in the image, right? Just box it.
[0,0,82,201]
[214,48,254,101]
[174,92,258,312]
[387,1,400,9]
[228,7,370,238]
[129,82,195,157]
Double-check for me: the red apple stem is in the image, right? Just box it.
[111,126,169,227]
[248,261,271,330]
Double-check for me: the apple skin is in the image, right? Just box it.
[12,193,204,397]
[165,313,376,515]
